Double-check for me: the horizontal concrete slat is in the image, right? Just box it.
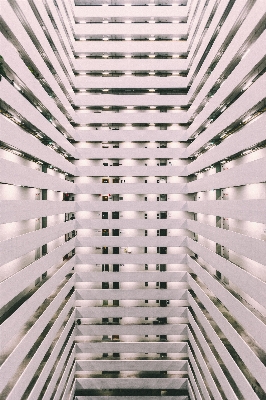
[74,76,187,88]
[74,397,188,400]
[7,300,74,400]
[75,342,188,354]
[76,203,186,213]
[76,166,186,177]
[76,236,186,247]
[25,0,76,87]
[75,377,188,390]
[185,71,266,143]
[186,220,266,266]
[188,257,266,353]
[76,183,187,194]
[0,261,74,348]
[188,0,265,84]
[188,296,259,400]
[188,277,266,393]
[187,239,266,309]
[0,220,75,267]
[53,350,75,400]
[187,348,211,400]
[185,113,266,171]
[0,2,67,128]
[76,307,187,319]
[0,242,75,309]
[0,79,76,157]
[187,157,266,193]
[0,200,76,224]
[0,158,75,192]
[187,363,201,400]
[188,330,222,400]
[73,6,188,19]
[76,324,187,336]
[61,366,76,400]
[75,112,188,125]
[186,199,266,224]
[186,17,266,136]
[74,93,188,107]
[0,34,76,140]
[76,289,187,300]
[75,254,187,264]
[73,129,186,142]
[188,313,238,400]
[74,23,187,36]
[74,41,188,54]
[27,315,75,400]
[77,219,186,229]
[0,117,76,176]
[42,335,75,400]
[1,0,77,127]
[0,279,74,393]
[76,360,188,371]
[76,148,184,159]
[75,271,187,282]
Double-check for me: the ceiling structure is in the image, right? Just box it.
[0,0,266,399]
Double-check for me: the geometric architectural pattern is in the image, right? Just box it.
[0,0,265,398]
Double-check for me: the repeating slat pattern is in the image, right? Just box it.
[0,0,265,399]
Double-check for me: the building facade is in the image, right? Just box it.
[0,0,266,399]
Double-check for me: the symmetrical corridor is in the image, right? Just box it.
[0,0,266,399]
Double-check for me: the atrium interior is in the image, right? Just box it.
[0,0,266,399]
